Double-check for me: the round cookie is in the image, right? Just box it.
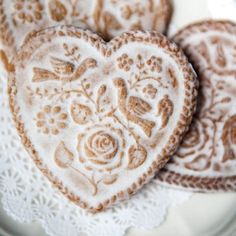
[0,0,172,61]
[8,26,197,212]
[157,20,236,191]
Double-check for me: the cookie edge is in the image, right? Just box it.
[157,20,236,192]
[8,26,198,212]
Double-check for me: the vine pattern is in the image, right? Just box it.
[24,43,178,195]
[175,76,233,172]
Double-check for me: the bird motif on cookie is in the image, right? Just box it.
[32,57,97,82]
[221,114,236,163]
[113,78,155,137]
[157,95,174,128]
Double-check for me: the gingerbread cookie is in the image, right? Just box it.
[8,26,197,211]
[0,0,172,60]
[157,20,236,191]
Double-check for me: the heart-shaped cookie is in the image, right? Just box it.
[0,0,171,57]
[9,26,197,212]
[157,20,236,191]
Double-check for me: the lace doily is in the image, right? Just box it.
[0,67,191,236]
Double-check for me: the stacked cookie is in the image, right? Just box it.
[157,21,236,191]
[0,0,235,212]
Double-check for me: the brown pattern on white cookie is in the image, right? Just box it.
[8,27,197,212]
[157,95,174,128]
[12,0,44,24]
[0,0,172,72]
[157,20,236,192]
[48,0,67,22]
[35,105,68,135]
[222,115,236,163]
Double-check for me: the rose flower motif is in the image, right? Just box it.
[85,131,118,163]
[77,125,126,173]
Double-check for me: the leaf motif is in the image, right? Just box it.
[195,41,211,64]
[96,84,107,112]
[71,103,92,124]
[97,84,107,96]
[221,97,231,103]
[48,0,67,22]
[102,174,118,185]
[54,142,74,168]
[93,0,104,26]
[215,43,227,68]
[184,154,210,171]
[128,145,147,169]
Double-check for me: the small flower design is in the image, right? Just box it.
[35,105,67,135]
[13,0,43,24]
[146,56,162,72]
[143,84,157,99]
[117,53,134,71]
[0,169,24,195]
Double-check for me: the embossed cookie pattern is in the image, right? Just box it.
[157,20,236,192]
[0,0,172,59]
[8,27,197,211]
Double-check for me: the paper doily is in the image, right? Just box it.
[0,69,191,236]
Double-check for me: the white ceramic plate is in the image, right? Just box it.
[1,0,236,235]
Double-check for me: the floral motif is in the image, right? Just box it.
[143,84,157,99]
[12,0,43,24]
[124,53,168,91]
[85,132,118,163]
[0,169,24,195]
[194,38,236,77]
[35,105,67,135]
[174,78,232,172]
[117,54,134,71]
[77,124,125,172]
[146,56,162,72]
